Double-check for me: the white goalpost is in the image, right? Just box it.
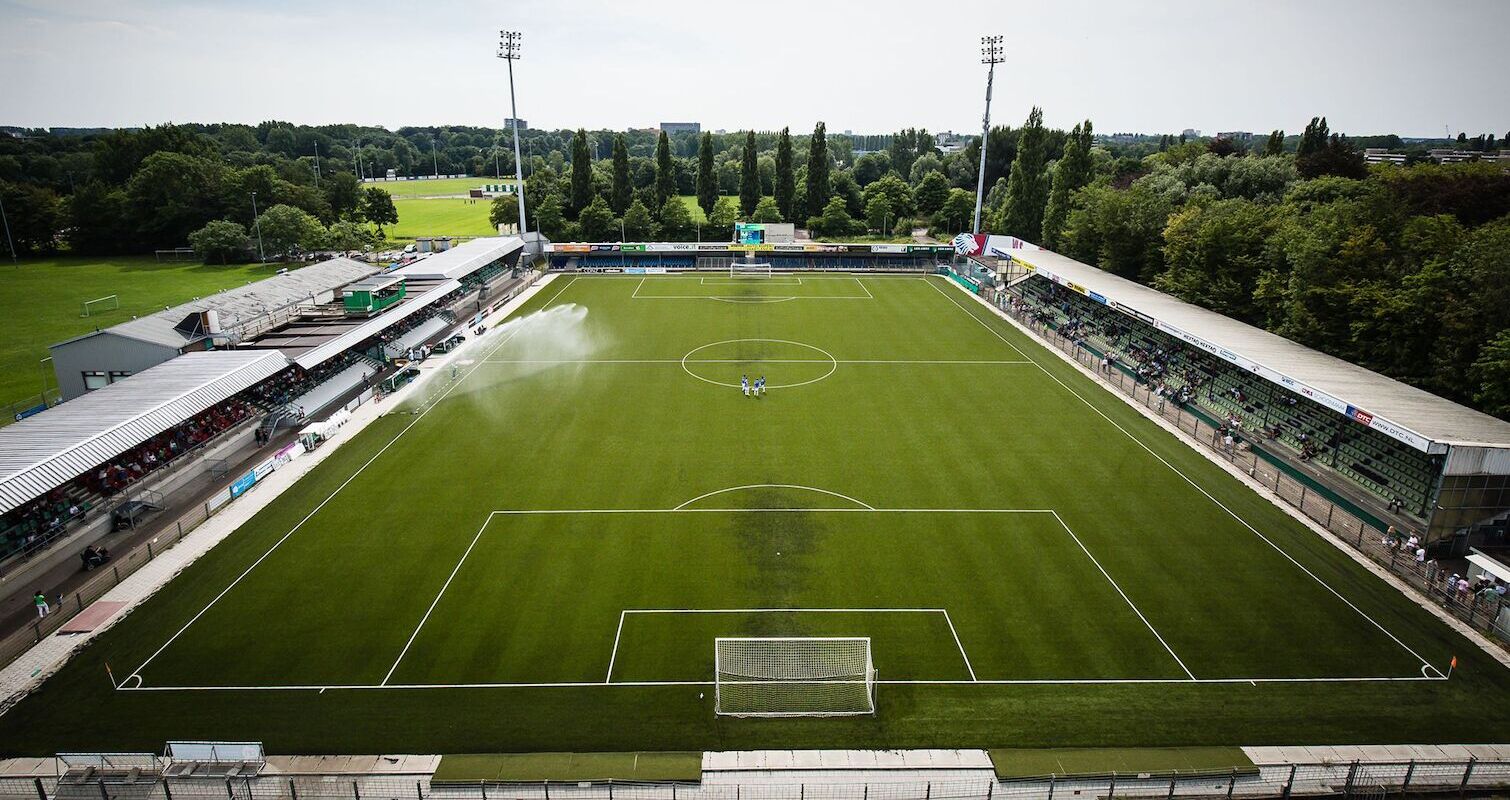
[730,251,773,278]
[714,637,876,717]
[80,295,120,317]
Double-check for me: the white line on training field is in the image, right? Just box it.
[118,674,1448,692]
[604,610,627,684]
[381,511,499,685]
[674,484,875,511]
[940,609,978,682]
[855,276,875,299]
[925,276,1442,675]
[125,276,580,686]
[1050,510,1196,680]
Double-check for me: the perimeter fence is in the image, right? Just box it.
[4,758,1510,800]
[997,301,1509,647]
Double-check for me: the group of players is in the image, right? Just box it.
[741,374,767,397]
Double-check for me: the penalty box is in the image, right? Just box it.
[345,509,1196,688]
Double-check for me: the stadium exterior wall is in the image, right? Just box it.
[48,333,185,401]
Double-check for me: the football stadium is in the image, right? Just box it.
[2,9,1509,799]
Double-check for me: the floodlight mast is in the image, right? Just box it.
[972,35,1004,236]
[498,31,528,238]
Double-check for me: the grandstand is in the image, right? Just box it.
[1,238,530,595]
[547,241,953,273]
[971,243,1510,545]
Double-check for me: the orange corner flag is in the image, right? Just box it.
[1451,655,1458,669]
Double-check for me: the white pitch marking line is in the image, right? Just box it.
[1050,510,1196,680]
[855,276,875,299]
[381,511,499,685]
[941,608,978,682]
[604,610,627,684]
[487,508,1058,515]
[126,276,580,684]
[481,358,1033,365]
[622,607,948,614]
[674,483,875,511]
[119,675,1448,692]
[926,276,1442,675]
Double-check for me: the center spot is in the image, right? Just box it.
[681,339,837,390]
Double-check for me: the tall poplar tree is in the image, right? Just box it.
[806,122,831,219]
[1041,120,1093,249]
[696,132,718,217]
[774,127,795,221]
[569,128,592,217]
[654,131,675,209]
[610,134,630,214]
[739,131,760,216]
[999,107,1048,239]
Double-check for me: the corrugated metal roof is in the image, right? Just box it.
[0,350,288,514]
[55,258,379,350]
[392,237,522,281]
[292,279,461,369]
[1010,247,1510,450]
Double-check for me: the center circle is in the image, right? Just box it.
[681,339,838,390]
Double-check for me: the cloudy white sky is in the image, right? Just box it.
[2,0,1505,138]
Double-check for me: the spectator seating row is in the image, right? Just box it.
[1014,276,1438,516]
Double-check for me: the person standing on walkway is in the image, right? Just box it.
[33,590,50,619]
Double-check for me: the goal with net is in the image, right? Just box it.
[730,254,773,278]
[714,637,876,717]
[80,295,120,317]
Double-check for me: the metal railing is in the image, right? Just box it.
[1000,303,1509,646]
[3,757,1510,800]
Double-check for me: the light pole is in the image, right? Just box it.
[250,191,266,263]
[498,30,528,237]
[973,35,1004,235]
[313,141,321,188]
[431,135,440,178]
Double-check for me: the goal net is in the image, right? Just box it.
[714,637,876,717]
[730,260,773,278]
[80,295,119,317]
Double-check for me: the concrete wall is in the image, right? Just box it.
[50,334,181,400]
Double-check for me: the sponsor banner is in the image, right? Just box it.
[590,244,618,252]
[556,243,591,253]
[229,470,257,499]
[774,244,807,253]
[647,242,696,252]
[1109,300,1154,326]
[1088,291,1109,305]
[644,266,667,274]
[697,243,728,252]
[624,267,666,275]
[743,244,774,252]
[952,233,986,255]
[1065,281,1088,297]
[871,244,909,254]
[620,244,646,252]
[803,244,825,252]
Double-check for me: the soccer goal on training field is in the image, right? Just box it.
[714,637,876,717]
[80,294,120,317]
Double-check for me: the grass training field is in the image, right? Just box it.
[3,273,1507,755]
[0,257,292,413]
[364,177,515,198]
[385,197,500,241]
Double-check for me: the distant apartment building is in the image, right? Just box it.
[502,118,527,130]
[1429,149,1508,164]
[1181,128,1202,139]
[660,122,700,135]
[1216,131,1254,142]
[1363,148,1408,166]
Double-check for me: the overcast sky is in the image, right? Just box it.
[2,0,1505,138]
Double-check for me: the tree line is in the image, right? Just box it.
[977,111,1510,421]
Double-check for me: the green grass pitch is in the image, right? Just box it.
[2,273,1507,755]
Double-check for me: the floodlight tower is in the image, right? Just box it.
[972,35,1004,235]
[498,30,528,237]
